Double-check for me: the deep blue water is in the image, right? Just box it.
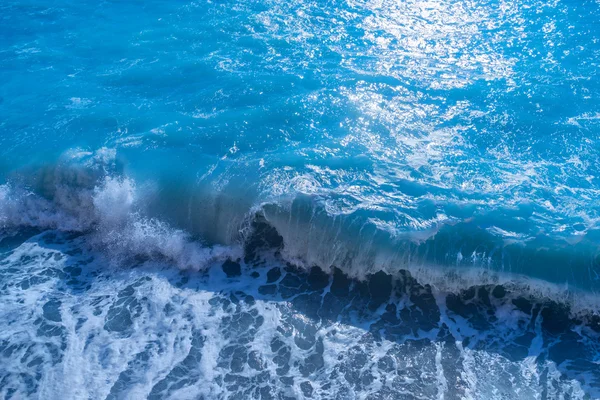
[1,0,600,398]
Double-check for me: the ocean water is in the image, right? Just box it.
[1,0,600,398]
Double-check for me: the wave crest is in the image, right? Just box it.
[1,150,600,296]
[0,151,241,270]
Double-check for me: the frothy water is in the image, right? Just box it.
[0,230,599,399]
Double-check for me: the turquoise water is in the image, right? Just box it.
[1,0,600,398]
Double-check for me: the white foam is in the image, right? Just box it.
[1,232,598,399]
[0,152,241,271]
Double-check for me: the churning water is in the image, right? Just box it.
[1,0,600,398]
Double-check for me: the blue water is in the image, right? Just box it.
[1,0,600,398]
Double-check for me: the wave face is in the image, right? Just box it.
[1,0,600,397]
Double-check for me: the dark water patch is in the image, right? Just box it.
[222,259,241,277]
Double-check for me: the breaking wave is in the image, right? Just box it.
[1,150,599,310]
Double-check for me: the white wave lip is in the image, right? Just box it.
[0,157,241,271]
